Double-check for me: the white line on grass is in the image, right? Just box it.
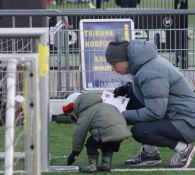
[112,168,195,172]
[49,166,195,172]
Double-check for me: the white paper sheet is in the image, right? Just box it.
[101,90,130,112]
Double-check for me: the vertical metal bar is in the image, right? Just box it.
[64,27,70,94]
[12,16,15,28]
[4,59,17,175]
[38,30,49,172]
[29,16,32,28]
[26,55,41,175]
[57,30,62,97]
[33,55,41,174]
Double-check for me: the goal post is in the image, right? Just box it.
[0,54,41,175]
[0,28,49,174]
[5,59,17,175]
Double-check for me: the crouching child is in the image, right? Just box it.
[63,92,131,173]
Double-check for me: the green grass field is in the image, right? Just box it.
[43,123,195,174]
[0,0,193,174]
[47,1,195,174]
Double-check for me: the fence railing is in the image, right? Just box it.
[0,9,195,98]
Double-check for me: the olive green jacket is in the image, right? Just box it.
[72,93,131,152]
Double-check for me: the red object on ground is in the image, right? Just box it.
[47,0,54,4]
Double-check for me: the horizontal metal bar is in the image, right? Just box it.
[0,9,195,17]
[0,28,48,37]
[0,170,25,174]
[49,166,195,172]
[0,54,39,63]
[0,152,25,160]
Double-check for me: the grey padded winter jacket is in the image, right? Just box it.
[122,39,195,143]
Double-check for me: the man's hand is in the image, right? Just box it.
[114,82,132,97]
[67,150,80,165]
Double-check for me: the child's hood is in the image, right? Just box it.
[74,93,102,117]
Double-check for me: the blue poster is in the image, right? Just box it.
[80,19,134,90]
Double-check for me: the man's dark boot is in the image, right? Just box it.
[79,155,98,173]
[98,152,113,172]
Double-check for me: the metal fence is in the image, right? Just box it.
[0,9,195,99]
[48,10,195,98]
